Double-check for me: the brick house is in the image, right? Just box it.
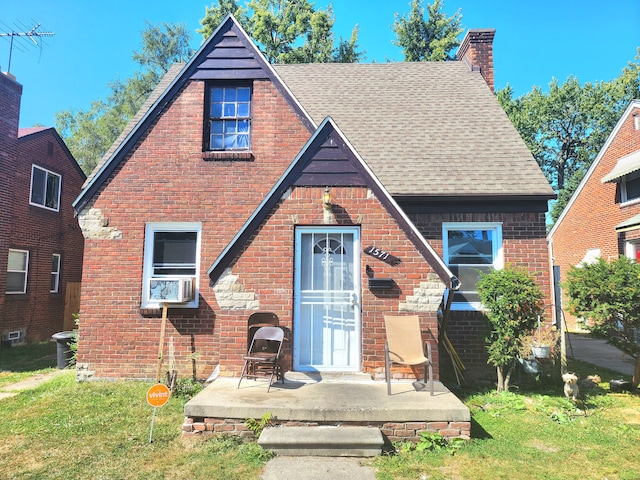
[548,100,640,331]
[73,16,554,382]
[0,71,86,345]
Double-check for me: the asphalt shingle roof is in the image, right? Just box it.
[274,62,554,198]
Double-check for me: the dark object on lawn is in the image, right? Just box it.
[609,379,633,393]
[52,331,77,369]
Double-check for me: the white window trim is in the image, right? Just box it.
[30,164,62,212]
[142,222,201,309]
[7,249,29,294]
[51,253,61,293]
[442,222,503,311]
[621,175,640,206]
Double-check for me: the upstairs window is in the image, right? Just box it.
[208,85,251,150]
[7,249,29,294]
[30,165,61,211]
[443,223,503,309]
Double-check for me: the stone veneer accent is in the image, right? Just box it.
[212,268,259,310]
[182,417,471,443]
[78,206,123,240]
[399,273,446,312]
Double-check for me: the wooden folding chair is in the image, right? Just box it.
[384,314,434,396]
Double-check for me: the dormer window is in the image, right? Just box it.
[207,84,251,151]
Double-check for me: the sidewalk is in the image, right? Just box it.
[566,333,635,377]
[0,369,69,400]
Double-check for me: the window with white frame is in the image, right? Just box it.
[7,249,29,294]
[51,254,61,293]
[30,165,61,211]
[622,173,640,203]
[142,222,201,308]
[207,85,251,150]
[443,223,503,309]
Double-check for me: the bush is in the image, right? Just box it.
[477,266,544,392]
[565,256,640,387]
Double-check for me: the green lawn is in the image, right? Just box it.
[0,343,638,479]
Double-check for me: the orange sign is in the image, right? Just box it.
[146,383,171,407]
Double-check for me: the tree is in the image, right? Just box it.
[477,266,544,392]
[56,23,194,174]
[498,52,640,224]
[565,256,640,388]
[392,0,462,62]
[198,0,364,63]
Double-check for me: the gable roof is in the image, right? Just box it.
[274,62,554,199]
[18,126,86,180]
[73,14,313,213]
[548,99,640,239]
[208,116,459,290]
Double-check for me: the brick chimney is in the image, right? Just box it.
[456,29,496,92]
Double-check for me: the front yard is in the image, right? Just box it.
[0,342,638,479]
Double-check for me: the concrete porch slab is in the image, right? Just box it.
[184,375,470,424]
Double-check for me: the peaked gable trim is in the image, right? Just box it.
[18,127,86,180]
[208,116,459,290]
[73,14,315,214]
[548,99,640,239]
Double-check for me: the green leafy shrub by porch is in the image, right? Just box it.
[565,255,640,388]
[477,266,544,392]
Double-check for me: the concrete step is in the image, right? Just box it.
[258,426,384,457]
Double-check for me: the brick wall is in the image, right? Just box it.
[0,73,22,336]
[77,78,312,379]
[77,77,445,381]
[4,130,86,341]
[411,210,551,381]
[182,417,471,442]
[551,107,640,330]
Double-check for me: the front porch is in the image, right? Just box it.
[182,373,471,444]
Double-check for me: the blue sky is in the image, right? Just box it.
[2,0,639,128]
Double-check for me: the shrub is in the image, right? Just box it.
[477,266,544,392]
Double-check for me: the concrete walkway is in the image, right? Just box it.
[567,333,636,377]
[0,369,69,400]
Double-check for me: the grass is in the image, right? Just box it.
[0,341,57,387]
[1,344,639,479]
[374,359,640,480]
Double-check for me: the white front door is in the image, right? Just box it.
[294,227,361,371]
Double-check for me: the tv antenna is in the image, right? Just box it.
[0,22,55,73]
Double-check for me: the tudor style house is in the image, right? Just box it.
[548,100,640,331]
[0,71,86,346]
[73,16,554,382]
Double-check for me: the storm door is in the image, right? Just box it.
[293,227,361,371]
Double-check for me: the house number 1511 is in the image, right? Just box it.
[364,246,401,266]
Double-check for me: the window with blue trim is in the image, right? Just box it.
[208,85,251,150]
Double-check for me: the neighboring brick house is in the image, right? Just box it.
[73,16,554,382]
[0,71,86,345]
[548,100,640,331]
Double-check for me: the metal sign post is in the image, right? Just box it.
[147,383,171,443]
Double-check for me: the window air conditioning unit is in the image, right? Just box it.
[148,277,194,304]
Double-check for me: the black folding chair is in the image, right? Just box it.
[237,326,285,392]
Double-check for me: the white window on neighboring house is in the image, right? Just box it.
[30,165,61,211]
[443,222,503,310]
[622,173,640,204]
[7,249,29,294]
[141,222,201,308]
[51,254,61,293]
